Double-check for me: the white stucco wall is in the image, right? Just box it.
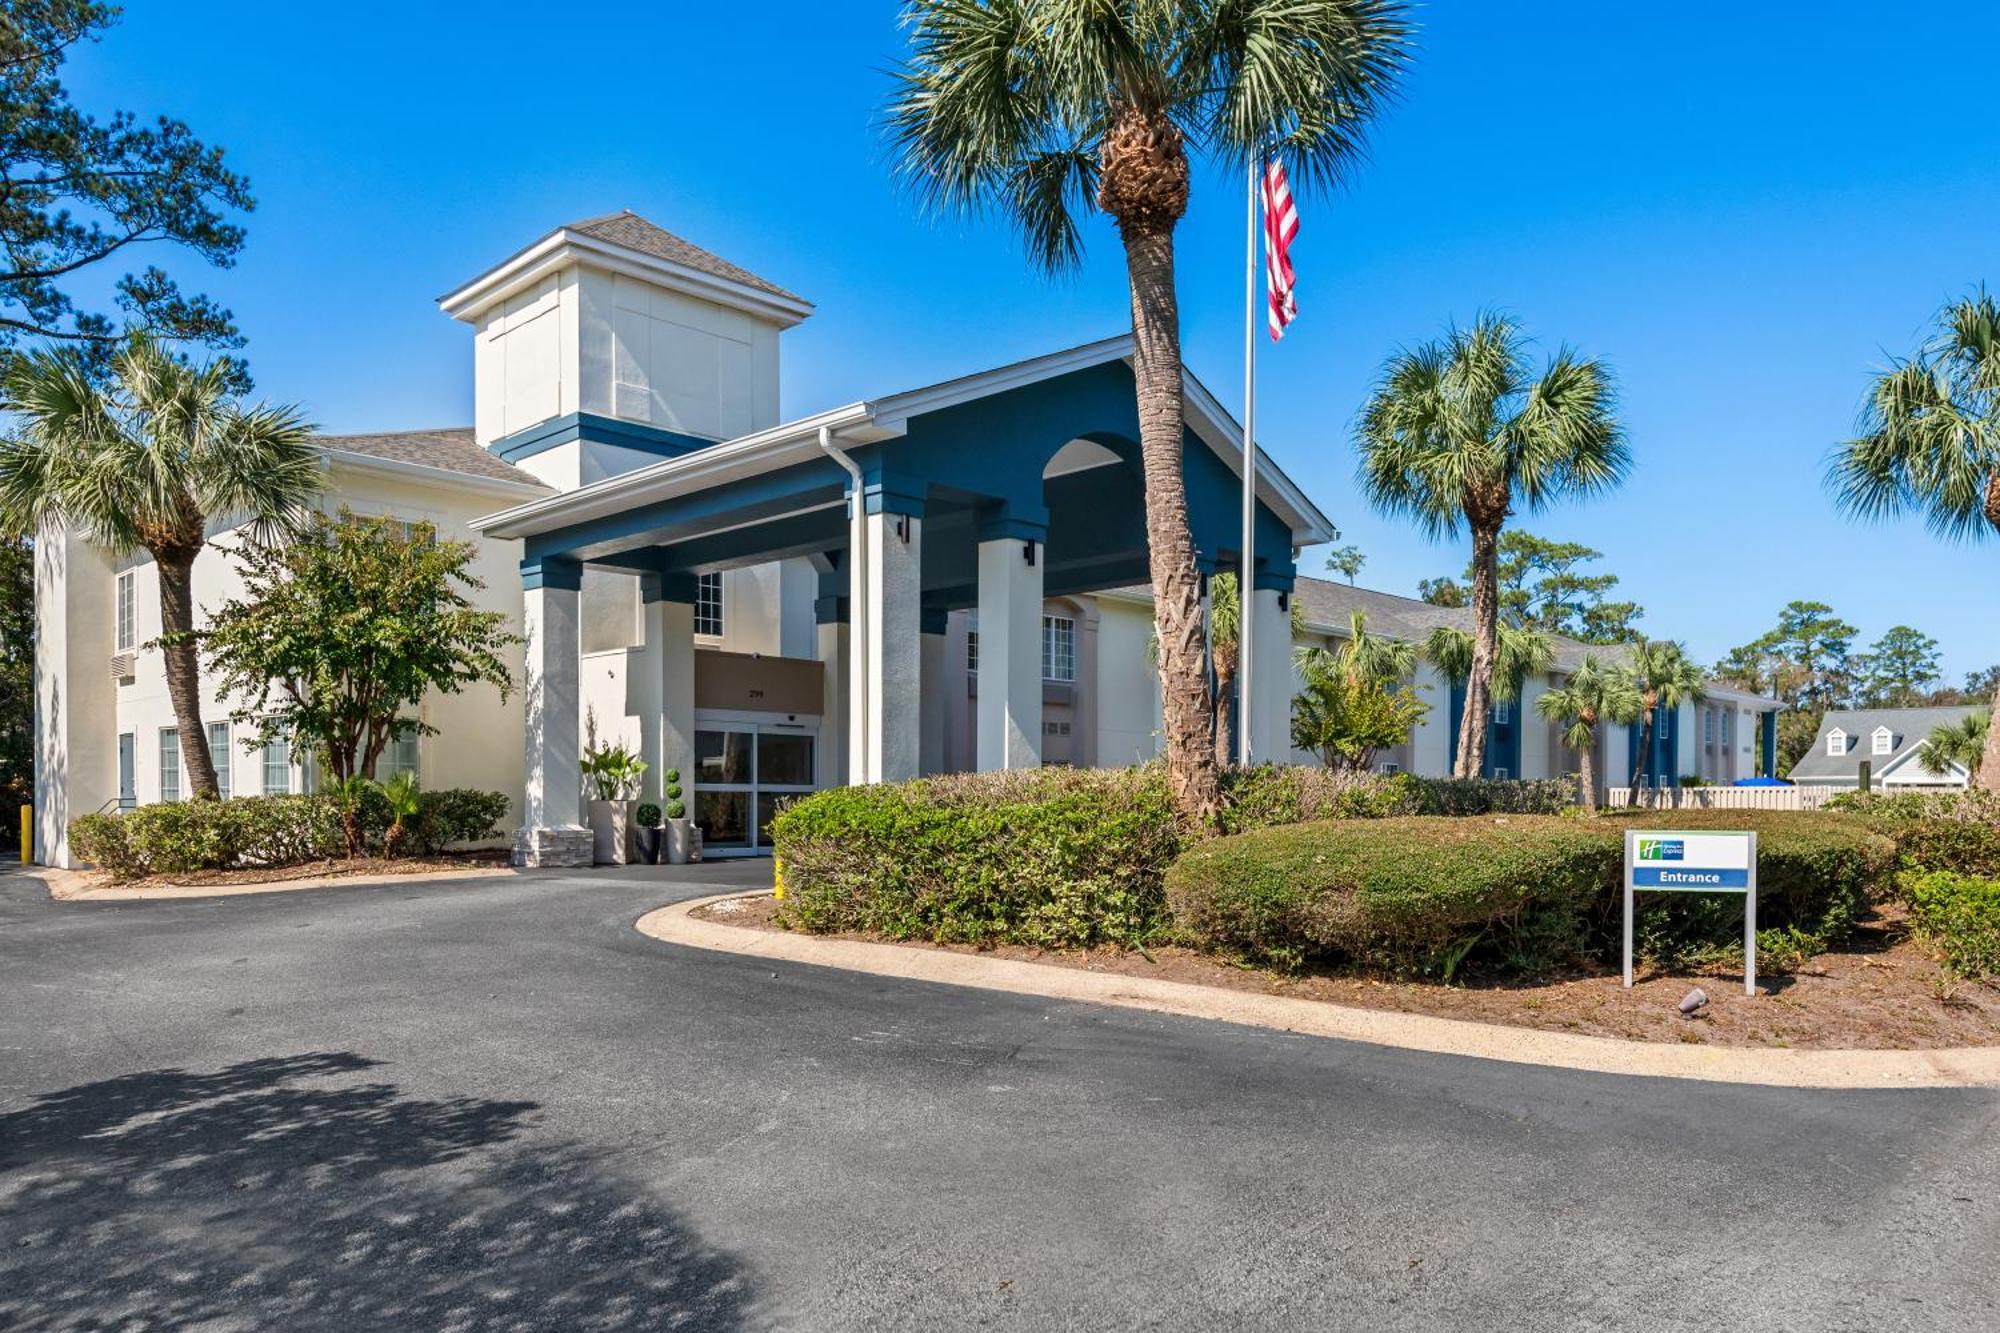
[1092,597,1163,766]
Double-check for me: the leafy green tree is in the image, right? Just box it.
[1423,530,1642,644]
[1619,640,1705,799]
[1324,544,1366,585]
[1357,314,1628,777]
[1966,665,2000,701]
[887,0,1412,821]
[0,2,253,371]
[0,534,30,848]
[1858,625,1943,707]
[1291,645,1429,773]
[1420,621,1558,742]
[1416,575,1467,607]
[201,511,520,785]
[1776,709,1822,778]
[0,338,319,798]
[1332,609,1415,689]
[1207,571,1242,767]
[1831,287,2000,788]
[1918,711,1989,779]
[1720,601,1858,711]
[1534,655,1642,812]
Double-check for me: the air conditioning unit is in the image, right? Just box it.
[109,653,134,683]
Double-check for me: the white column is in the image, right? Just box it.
[33,530,118,867]
[817,616,849,787]
[653,596,696,798]
[920,627,947,776]
[1248,587,1293,765]
[862,511,923,783]
[518,572,589,866]
[976,537,1043,770]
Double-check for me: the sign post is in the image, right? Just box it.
[1623,829,1759,996]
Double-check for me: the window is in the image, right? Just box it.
[1042,615,1076,682]
[207,722,231,799]
[1379,762,1401,775]
[1826,729,1846,757]
[1872,727,1894,756]
[376,727,420,783]
[1493,700,1510,725]
[1704,711,1715,745]
[115,570,136,652]
[1722,711,1732,746]
[262,734,291,796]
[158,728,181,803]
[1492,767,1510,780]
[965,611,978,674]
[694,572,724,637]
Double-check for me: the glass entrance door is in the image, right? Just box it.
[693,719,817,855]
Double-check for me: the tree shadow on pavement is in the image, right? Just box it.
[0,1051,762,1331]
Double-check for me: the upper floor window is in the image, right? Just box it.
[115,570,136,652]
[1492,699,1510,726]
[1872,727,1894,756]
[965,611,979,674]
[1826,728,1847,757]
[1721,711,1732,745]
[1704,710,1715,745]
[1042,615,1075,682]
[694,572,724,638]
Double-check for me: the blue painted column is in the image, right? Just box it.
[1761,710,1778,779]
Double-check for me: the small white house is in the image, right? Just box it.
[1787,706,1980,790]
[32,210,1780,867]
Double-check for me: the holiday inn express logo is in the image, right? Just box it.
[1637,838,1685,862]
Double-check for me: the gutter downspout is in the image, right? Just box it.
[818,426,868,784]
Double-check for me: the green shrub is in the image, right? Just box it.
[1405,775,1578,817]
[1166,815,1619,974]
[636,802,662,829]
[63,787,506,879]
[1216,765,1415,833]
[1824,789,2000,876]
[1901,870,2000,982]
[770,766,1186,949]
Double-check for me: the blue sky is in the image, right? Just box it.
[65,2,2000,679]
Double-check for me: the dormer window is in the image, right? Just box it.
[1826,728,1847,757]
[1872,727,1894,756]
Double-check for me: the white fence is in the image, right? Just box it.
[1602,786,1837,812]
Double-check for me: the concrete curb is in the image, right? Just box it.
[637,893,2000,1090]
[21,863,520,902]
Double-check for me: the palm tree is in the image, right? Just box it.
[1357,314,1628,777]
[1830,288,2000,789]
[1535,656,1641,812]
[1918,710,1989,781]
[1619,640,1705,802]
[1334,608,1414,688]
[1421,620,1557,753]
[0,339,320,798]
[1208,572,1242,767]
[887,0,1412,822]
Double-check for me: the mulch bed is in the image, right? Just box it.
[695,894,2000,1051]
[102,850,514,891]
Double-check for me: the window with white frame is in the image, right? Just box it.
[207,722,231,799]
[1826,728,1847,757]
[376,727,420,783]
[1872,727,1894,756]
[1042,614,1076,682]
[1704,710,1715,745]
[262,733,291,796]
[694,572,724,638]
[115,570,136,652]
[965,611,978,673]
[1493,700,1510,725]
[158,727,181,803]
[1493,767,1510,780]
[1722,711,1732,746]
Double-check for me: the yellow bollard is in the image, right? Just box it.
[18,804,29,864]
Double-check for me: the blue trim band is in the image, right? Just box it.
[521,556,582,592]
[641,571,698,605]
[920,607,949,636]
[494,412,715,465]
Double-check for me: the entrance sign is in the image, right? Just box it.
[1623,829,1759,996]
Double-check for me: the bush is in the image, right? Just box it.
[1405,775,1578,817]
[66,787,508,880]
[1216,765,1415,833]
[1825,789,2000,876]
[770,766,1185,949]
[1167,815,1619,974]
[1901,870,2000,983]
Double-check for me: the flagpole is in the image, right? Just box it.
[1238,155,1258,769]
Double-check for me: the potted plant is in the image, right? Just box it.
[581,740,647,865]
[662,770,693,864]
[634,802,663,865]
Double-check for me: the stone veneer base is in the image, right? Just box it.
[513,825,594,869]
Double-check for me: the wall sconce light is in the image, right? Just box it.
[1023,541,1036,566]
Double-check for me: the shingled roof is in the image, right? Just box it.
[566,210,806,305]
[319,428,542,488]
[1787,705,1980,784]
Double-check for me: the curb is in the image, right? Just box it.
[637,894,2000,1091]
[26,863,520,902]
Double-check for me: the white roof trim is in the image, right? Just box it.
[438,228,814,328]
[473,336,1336,545]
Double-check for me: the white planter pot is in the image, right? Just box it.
[665,818,694,865]
[588,799,634,866]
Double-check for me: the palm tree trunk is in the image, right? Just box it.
[1213,658,1235,769]
[1578,734,1598,813]
[1977,675,2000,792]
[154,549,220,800]
[1457,524,1500,778]
[1629,709,1655,807]
[1121,226,1220,823]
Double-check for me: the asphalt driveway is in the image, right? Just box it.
[1,863,1995,1331]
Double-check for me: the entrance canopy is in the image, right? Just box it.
[473,335,1333,603]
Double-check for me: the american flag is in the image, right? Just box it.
[1261,157,1298,341]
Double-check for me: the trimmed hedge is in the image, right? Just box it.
[768,765,1583,950]
[1169,810,1897,976]
[1167,815,1617,974]
[69,787,510,882]
[1901,870,2000,982]
[1826,790,2000,877]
